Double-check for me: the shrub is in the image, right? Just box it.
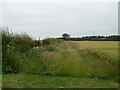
[2,29,35,73]
[11,33,34,53]
[34,40,41,47]
[2,30,13,73]
[42,38,64,46]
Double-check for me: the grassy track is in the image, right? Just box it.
[2,74,118,88]
[40,41,118,80]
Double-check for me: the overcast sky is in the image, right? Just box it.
[1,1,118,39]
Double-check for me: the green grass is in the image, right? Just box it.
[2,74,118,88]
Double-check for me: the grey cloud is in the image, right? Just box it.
[2,2,118,39]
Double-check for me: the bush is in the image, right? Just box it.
[2,30,13,73]
[34,40,41,47]
[11,34,34,53]
[42,38,64,46]
[2,29,35,73]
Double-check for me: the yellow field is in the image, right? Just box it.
[72,41,119,61]
[72,41,118,48]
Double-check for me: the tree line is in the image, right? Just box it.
[57,33,120,41]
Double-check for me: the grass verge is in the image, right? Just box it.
[2,74,118,88]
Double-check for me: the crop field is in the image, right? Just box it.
[2,33,119,88]
[72,41,118,62]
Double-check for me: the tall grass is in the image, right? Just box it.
[41,42,118,80]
